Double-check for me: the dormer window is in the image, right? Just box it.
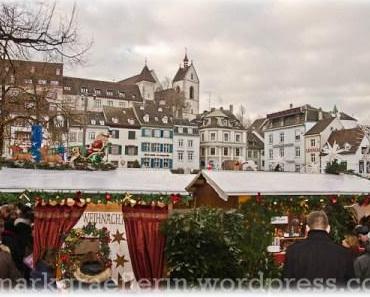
[132,95,136,99]
[162,116,168,124]
[31,66,35,73]
[56,68,61,75]
[81,87,88,94]
[158,107,163,112]
[107,90,114,96]
[99,120,105,125]
[344,143,352,151]
[95,89,101,95]
[112,117,119,124]
[91,119,96,125]
[139,106,144,110]
[154,117,158,122]
[119,91,126,98]
[128,119,135,125]
[64,86,71,91]
[143,114,149,122]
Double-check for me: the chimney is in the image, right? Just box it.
[229,104,234,113]
[289,103,293,109]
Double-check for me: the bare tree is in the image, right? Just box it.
[236,104,251,127]
[161,76,172,89]
[0,1,91,156]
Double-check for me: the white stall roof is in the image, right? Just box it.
[0,168,194,194]
[186,170,370,200]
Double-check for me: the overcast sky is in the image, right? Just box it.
[55,0,370,123]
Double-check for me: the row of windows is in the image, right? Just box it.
[201,132,242,143]
[141,143,173,153]
[142,129,173,138]
[174,127,198,135]
[247,150,259,159]
[268,147,302,159]
[108,144,138,156]
[78,87,135,99]
[22,79,60,86]
[141,158,172,169]
[201,147,242,157]
[178,139,193,148]
[177,151,194,161]
[93,99,128,108]
[268,131,301,145]
[110,130,136,140]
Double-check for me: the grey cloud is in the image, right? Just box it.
[55,0,370,122]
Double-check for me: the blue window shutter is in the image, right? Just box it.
[160,144,164,152]
[161,130,164,138]
[160,159,163,168]
[142,129,145,137]
[152,129,155,137]
[141,158,144,166]
[119,145,122,155]
[170,144,173,153]
[141,143,145,151]
[170,131,173,138]
[150,159,154,168]
[169,159,173,169]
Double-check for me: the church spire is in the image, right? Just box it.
[183,47,189,67]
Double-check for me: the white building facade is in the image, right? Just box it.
[194,106,247,170]
[264,105,327,172]
[172,120,200,173]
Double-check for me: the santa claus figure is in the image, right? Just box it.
[87,133,109,156]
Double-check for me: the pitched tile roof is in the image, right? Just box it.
[102,106,141,129]
[339,112,357,121]
[326,127,365,154]
[63,76,142,101]
[0,59,63,86]
[192,108,245,130]
[247,131,264,149]
[172,66,190,82]
[133,101,173,128]
[305,117,335,136]
[119,65,156,84]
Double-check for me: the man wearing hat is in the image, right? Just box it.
[354,225,369,251]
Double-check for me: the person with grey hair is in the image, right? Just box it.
[283,210,355,287]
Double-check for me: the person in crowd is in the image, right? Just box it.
[283,211,355,287]
[342,234,361,258]
[0,215,22,285]
[1,204,27,279]
[354,225,369,250]
[354,243,370,282]
[30,249,57,289]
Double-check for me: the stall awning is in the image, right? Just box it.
[0,168,194,194]
[186,170,370,201]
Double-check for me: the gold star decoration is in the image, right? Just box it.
[114,254,128,268]
[112,230,126,244]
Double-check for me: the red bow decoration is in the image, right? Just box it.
[170,193,181,204]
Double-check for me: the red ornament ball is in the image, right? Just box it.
[331,196,338,204]
[105,193,112,201]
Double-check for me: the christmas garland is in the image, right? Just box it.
[0,191,193,207]
[59,223,111,279]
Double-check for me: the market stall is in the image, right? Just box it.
[186,170,370,264]
[0,168,194,287]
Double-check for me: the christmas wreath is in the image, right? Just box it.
[59,223,112,279]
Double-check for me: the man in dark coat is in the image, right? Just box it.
[282,211,355,288]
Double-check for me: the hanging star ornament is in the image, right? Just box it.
[114,254,128,268]
[322,141,345,163]
[112,230,126,244]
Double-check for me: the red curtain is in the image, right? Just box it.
[33,204,86,264]
[122,206,168,284]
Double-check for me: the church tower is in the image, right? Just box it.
[172,52,199,120]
